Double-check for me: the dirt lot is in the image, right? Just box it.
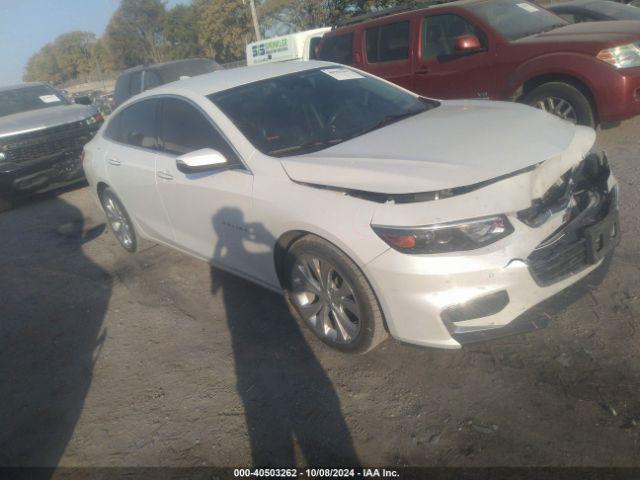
[1,117,639,468]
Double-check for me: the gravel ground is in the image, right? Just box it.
[1,117,639,468]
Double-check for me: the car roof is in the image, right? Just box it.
[130,60,340,100]
[328,0,483,30]
[120,58,220,75]
[0,82,48,93]
[549,0,597,8]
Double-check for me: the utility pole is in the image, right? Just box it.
[248,0,261,41]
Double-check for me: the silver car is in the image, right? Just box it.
[83,61,619,352]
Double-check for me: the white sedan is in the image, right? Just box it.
[83,61,619,353]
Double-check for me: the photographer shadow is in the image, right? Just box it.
[210,207,359,466]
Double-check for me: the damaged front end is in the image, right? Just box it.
[520,152,620,286]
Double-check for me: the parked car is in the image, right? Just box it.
[0,82,103,210]
[84,61,619,352]
[548,0,640,22]
[246,28,331,66]
[113,58,222,108]
[318,0,640,127]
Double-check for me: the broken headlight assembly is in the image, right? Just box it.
[372,215,514,254]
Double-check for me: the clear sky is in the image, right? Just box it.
[0,0,187,87]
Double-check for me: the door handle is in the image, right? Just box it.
[416,67,430,75]
[157,169,174,180]
[108,158,121,166]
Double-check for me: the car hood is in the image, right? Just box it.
[280,100,585,196]
[0,104,98,139]
[518,20,640,46]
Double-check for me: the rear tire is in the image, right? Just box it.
[523,82,595,127]
[283,235,388,353]
[99,187,137,253]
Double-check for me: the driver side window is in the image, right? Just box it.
[159,97,240,165]
[422,14,486,60]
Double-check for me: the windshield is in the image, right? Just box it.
[0,85,68,118]
[468,0,568,41]
[586,1,640,20]
[155,59,219,84]
[209,67,435,157]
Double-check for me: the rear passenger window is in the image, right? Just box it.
[104,114,122,142]
[119,99,159,149]
[319,33,354,65]
[160,97,239,164]
[128,71,142,96]
[366,21,410,63]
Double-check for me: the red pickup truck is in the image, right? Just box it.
[318,0,640,126]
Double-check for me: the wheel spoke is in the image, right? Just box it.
[319,304,337,341]
[294,260,322,296]
[337,306,359,340]
[299,297,323,319]
[339,297,360,318]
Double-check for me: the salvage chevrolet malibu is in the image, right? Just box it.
[83,61,619,353]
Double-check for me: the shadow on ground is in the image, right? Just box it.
[210,207,360,466]
[0,198,110,471]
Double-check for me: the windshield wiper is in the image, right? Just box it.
[354,111,421,138]
[268,138,346,157]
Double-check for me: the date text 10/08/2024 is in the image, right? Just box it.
[233,469,400,478]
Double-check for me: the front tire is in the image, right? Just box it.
[523,82,595,127]
[283,235,387,353]
[99,187,137,252]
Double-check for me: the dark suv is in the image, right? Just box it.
[319,0,640,126]
[0,83,103,210]
[113,58,221,107]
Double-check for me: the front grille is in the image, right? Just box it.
[2,121,95,164]
[528,239,589,286]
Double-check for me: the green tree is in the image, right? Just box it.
[165,4,203,60]
[24,44,63,83]
[105,0,168,68]
[195,0,254,63]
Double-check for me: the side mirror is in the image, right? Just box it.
[74,95,92,105]
[454,35,483,54]
[176,148,228,174]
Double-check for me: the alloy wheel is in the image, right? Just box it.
[535,96,577,123]
[103,195,134,249]
[290,255,362,345]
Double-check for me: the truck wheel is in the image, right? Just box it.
[283,235,388,353]
[524,82,595,127]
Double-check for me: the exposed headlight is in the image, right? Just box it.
[85,113,104,126]
[372,215,514,254]
[0,151,5,163]
[597,42,640,69]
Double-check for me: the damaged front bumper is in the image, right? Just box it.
[364,152,619,349]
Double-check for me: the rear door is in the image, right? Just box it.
[412,12,496,99]
[154,97,255,274]
[103,98,173,242]
[362,18,415,91]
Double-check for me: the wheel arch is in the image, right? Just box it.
[517,73,599,124]
[274,228,391,336]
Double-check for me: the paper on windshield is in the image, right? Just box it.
[39,95,61,103]
[516,3,540,12]
[322,68,364,81]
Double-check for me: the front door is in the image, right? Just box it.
[154,97,256,277]
[412,13,496,100]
